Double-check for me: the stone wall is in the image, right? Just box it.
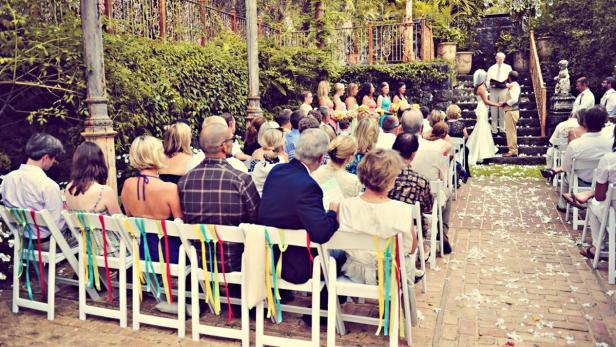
[472,14,515,71]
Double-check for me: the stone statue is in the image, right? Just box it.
[554,60,571,96]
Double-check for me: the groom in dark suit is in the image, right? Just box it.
[258,128,340,284]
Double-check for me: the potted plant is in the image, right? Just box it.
[434,26,462,63]
[496,31,529,72]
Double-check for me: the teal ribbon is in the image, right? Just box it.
[77,212,96,288]
[135,218,161,299]
[264,228,283,323]
[11,209,41,301]
[198,224,217,302]
[383,243,393,336]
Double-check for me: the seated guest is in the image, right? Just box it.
[250,125,288,195]
[427,121,452,156]
[299,115,320,133]
[423,109,446,139]
[258,128,339,284]
[601,77,616,116]
[420,106,432,135]
[567,109,587,143]
[178,121,260,272]
[66,142,121,215]
[65,142,122,255]
[390,133,433,237]
[285,110,305,159]
[187,116,248,173]
[319,105,338,135]
[275,108,292,132]
[544,110,582,170]
[446,104,468,139]
[159,122,193,184]
[1,133,75,249]
[346,118,379,174]
[312,135,361,198]
[375,116,400,149]
[244,116,268,157]
[221,112,251,161]
[547,106,612,210]
[580,150,616,260]
[339,149,418,285]
[121,135,183,263]
[338,117,352,137]
[300,91,313,115]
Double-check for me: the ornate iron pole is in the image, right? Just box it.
[245,0,262,119]
[80,0,118,192]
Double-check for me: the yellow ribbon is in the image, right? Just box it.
[193,225,215,309]
[76,214,100,290]
[123,219,144,301]
[207,225,221,314]
[264,241,276,319]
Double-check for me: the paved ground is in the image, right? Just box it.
[0,173,615,346]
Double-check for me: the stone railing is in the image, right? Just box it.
[529,30,547,137]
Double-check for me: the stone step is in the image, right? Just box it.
[461,109,539,119]
[483,156,546,165]
[464,117,540,128]
[496,144,547,156]
[493,136,549,146]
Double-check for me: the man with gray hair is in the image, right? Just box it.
[258,128,340,284]
[178,121,260,272]
[1,133,71,249]
[487,52,512,133]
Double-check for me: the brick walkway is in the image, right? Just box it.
[1,175,615,346]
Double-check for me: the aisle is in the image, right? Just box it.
[435,174,616,346]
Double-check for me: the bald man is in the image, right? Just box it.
[487,52,512,134]
[186,116,249,172]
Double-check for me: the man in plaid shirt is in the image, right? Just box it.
[178,117,260,272]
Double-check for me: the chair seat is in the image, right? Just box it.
[22,245,79,264]
[279,278,325,292]
[335,277,379,299]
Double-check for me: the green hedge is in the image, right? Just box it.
[0,3,453,183]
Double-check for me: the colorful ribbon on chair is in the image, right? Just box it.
[122,218,145,300]
[134,218,161,300]
[156,220,173,304]
[212,225,233,324]
[194,224,216,313]
[263,227,288,324]
[76,212,101,291]
[374,235,402,337]
[98,214,114,304]
[11,209,44,300]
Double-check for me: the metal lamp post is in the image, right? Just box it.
[245,0,262,120]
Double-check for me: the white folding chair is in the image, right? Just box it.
[116,216,188,337]
[62,211,132,327]
[240,224,323,347]
[580,169,598,244]
[0,206,100,320]
[176,222,249,346]
[451,137,466,200]
[426,180,446,269]
[589,185,616,278]
[551,139,568,188]
[411,202,427,294]
[604,207,616,284]
[565,158,600,229]
[325,232,410,347]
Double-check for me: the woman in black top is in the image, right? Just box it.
[159,122,193,184]
[446,104,471,179]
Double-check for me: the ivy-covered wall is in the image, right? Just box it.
[0,9,453,184]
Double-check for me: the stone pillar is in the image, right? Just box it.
[245,0,262,119]
[402,0,414,62]
[80,0,118,193]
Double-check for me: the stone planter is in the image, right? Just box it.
[536,36,553,61]
[513,51,528,72]
[455,51,473,75]
[437,42,457,63]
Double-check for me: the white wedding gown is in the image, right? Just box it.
[467,95,498,165]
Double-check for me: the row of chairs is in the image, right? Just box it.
[0,203,429,346]
[549,153,616,284]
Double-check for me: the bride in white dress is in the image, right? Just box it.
[467,69,500,165]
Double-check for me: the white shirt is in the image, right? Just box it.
[549,117,579,146]
[338,196,413,285]
[250,158,284,196]
[572,89,596,113]
[487,63,512,87]
[594,152,616,210]
[413,138,449,182]
[601,89,616,116]
[506,82,521,107]
[0,164,64,238]
[601,122,614,140]
[312,164,361,199]
[375,132,397,149]
[186,151,248,173]
[561,132,612,182]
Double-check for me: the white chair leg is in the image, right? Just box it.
[389,291,400,347]
[429,218,437,269]
[255,300,264,347]
[12,236,20,314]
[191,263,199,341]
[416,226,427,294]
[120,260,127,328]
[439,206,444,258]
[132,261,140,331]
[178,256,186,338]
[581,211,591,244]
[311,257,321,347]
[47,244,57,321]
[78,243,86,321]
[327,258,337,347]
[241,256,249,347]
[401,256,413,346]
[609,224,615,284]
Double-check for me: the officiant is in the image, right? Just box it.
[487,52,512,134]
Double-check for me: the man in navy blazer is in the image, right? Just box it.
[258,128,340,284]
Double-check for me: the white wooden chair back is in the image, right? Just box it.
[427,180,445,269]
[606,207,616,284]
[567,158,601,229]
[0,205,95,320]
[324,231,406,347]
[451,136,466,168]
[62,211,131,327]
[240,224,323,347]
[115,215,187,337]
[176,222,249,346]
[590,184,616,273]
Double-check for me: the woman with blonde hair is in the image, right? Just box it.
[317,80,334,112]
[423,109,447,139]
[338,149,420,285]
[250,125,288,194]
[345,83,359,110]
[346,118,380,174]
[445,104,468,139]
[333,82,347,111]
[120,135,183,262]
[313,136,362,198]
[427,121,453,156]
[159,122,193,184]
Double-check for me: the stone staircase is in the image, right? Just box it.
[453,74,548,165]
